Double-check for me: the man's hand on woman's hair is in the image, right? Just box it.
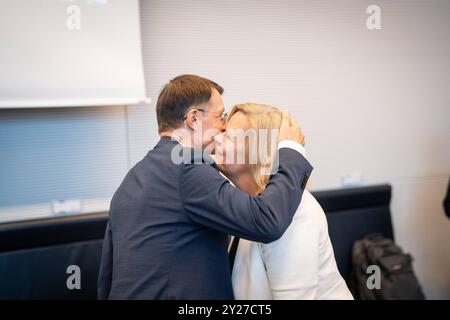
[279,110,305,146]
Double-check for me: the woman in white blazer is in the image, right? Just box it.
[214,103,353,300]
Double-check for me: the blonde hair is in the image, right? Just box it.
[227,103,282,190]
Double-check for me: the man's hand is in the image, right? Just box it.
[279,111,305,146]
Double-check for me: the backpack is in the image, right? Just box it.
[349,233,425,300]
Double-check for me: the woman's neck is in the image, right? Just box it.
[229,171,263,196]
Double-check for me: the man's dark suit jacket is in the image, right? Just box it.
[98,137,312,299]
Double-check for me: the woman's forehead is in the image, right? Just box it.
[226,111,250,130]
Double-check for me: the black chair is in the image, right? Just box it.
[0,213,107,299]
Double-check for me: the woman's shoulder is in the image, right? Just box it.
[294,190,324,220]
[258,190,327,251]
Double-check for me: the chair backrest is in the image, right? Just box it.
[0,214,108,299]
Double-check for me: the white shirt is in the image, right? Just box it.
[231,190,354,300]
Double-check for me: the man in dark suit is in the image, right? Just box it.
[97,74,313,299]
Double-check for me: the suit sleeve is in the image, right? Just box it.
[180,147,313,243]
[97,220,113,300]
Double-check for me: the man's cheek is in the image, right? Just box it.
[204,141,215,155]
[204,127,221,143]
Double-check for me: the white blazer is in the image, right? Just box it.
[231,190,354,300]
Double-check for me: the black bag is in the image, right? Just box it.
[349,233,425,300]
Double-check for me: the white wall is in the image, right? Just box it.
[133,0,450,298]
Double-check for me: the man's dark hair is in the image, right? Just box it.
[156,74,224,133]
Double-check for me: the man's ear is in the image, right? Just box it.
[185,109,199,131]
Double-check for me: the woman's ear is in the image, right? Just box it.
[185,109,199,131]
